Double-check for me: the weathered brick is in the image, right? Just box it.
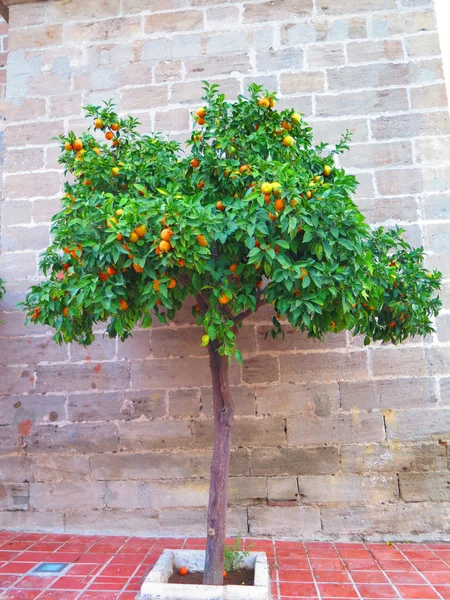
[376,168,424,196]
[0,312,50,338]
[249,506,321,537]
[400,472,450,502]
[48,93,83,118]
[9,3,49,27]
[36,362,129,394]
[168,389,200,418]
[2,225,50,252]
[154,60,182,84]
[243,0,312,23]
[24,423,119,454]
[423,193,450,220]
[356,195,418,224]
[65,509,158,536]
[346,39,404,63]
[342,141,413,170]
[9,25,62,51]
[193,416,286,447]
[242,355,279,384]
[32,198,63,223]
[33,455,90,483]
[65,17,141,43]
[0,484,29,511]
[228,477,267,505]
[436,314,450,343]
[267,477,298,501]
[370,347,427,377]
[0,394,66,426]
[122,0,188,11]
[250,446,339,476]
[2,200,33,226]
[68,389,165,422]
[386,408,450,442]
[159,507,247,536]
[155,109,190,133]
[317,0,395,14]
[0,336,67,366]
[372,9,436,36]
[340,377,437,411]
[117,330,151,360]
[312,117,369,145]
[185,54,251,79]
[306,43,345,67]
[282,19,367,45]
[0,366,35,396]
[280,71,325,95]
[4,147,44,172]
[30,482,104,510]
[205,6,241,31]
[0,426,22,456]
[371,112,450,140]
[298,474,399,504]
[428,346,450,377]
[406,33,441,58]
[0,456,33,483]
[415,137,450,165]
[206,31,248,56]
[256,48,304,72]
[131,358,212,389]
[152,327,206,358]
[280,351,368,383]
[6,120,64,148]
[119,420,192,451]
[120,85,168,111]
[322,502,450,535]
[145,11,203,34]
[105,480,208,509]
[288,411,383,445]
[328,60,442,91]
[256,383,339,416]
[70,337,116,362]
[201,386,256,417]
[171,79,240,105]
[257,327,346,352]
[341,442,447,473]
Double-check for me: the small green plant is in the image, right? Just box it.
[224,533,250,572]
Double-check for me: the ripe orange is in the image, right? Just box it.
[159,240,171,252]
[274,198,285,212]
[191,158,200,168]
[269,212,278,221]
[93,147,101,156]
[153,280,161,291]
[323,165,332,177]
[229,264,237,274]
[282,120,292,131]
[99,272,109,281]
[258,97,270,108]
[135,225,148,238]
[129,232,139,243]
[257,281,262,288]
[117,233,123,241]
[106,217,118,228]
[291,198,299,207]
[63,246,71,254]
[111,123,120,131]
[261,182,272,194]
[119,298,128,310]
[223,571,227,578]
[272,182,282,196]
[116,209,124,217]
[283,135,295,147]
[63,307,69,317]
[255,239,261,248]
[155,247,162,255]
[196,107,206,118]
[168,277,176,289]
[105,131,114,141]
[314,175,321,183]
[263,194,271,204]
[64,141,73,151]
[133,263,144,273]
[292,112,301,123]
[111,167,120,177]
[83,179,92,186]
[197,180,205,189]
[269,98,276,107]
[239,164,250,175]
[161,228,173,242]
[73,138,83,151]
[216,200,225,211]
[193,134,202,142]
[389,321,396,328]
[94,118,103,129]
[112,139,120,147]
[107,266,117,276]
[300,268,308,280]
[196,234,207,247]
[177,258,185,267]
[306,190,312,200]
[197,117,206,126]
[179,567,188,576]
[218,292,230,305]
[331,321,335,328]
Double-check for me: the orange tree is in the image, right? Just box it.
[23,83,441,584]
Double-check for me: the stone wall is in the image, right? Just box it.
[0,0,450,540]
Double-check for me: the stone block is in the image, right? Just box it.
[120,85,168,111]
[159,507,247,536]
[0,366,35,396]
[256,383,339,416]
[0,509,64,532]
[185,54,251,79]
[65,509,159,536]
[33,455,90,483]
[9,25,62,50]
[250,446,340,476]
[201,386,256,417]
[400,472,450,502]
[70,336,116,361]
[0,456,33,483]
[242,355,279,384]
[298,474,399,504]
[152,327,206,358]
[371,112,450,140]
[372,9,436,36]
[6,120,64,148]
[2,225,50,252]
[193,416,286,448]
[257,327,346,352]
[256,48,304,72]
[145,10,203,33]
[205,6,241,30]
[119,420,192,451]
[339,378,437,411]
[30,482,104,511]
[65,17,142,43]
[280,71,325,94]
[410,84,448,109]
[306,43,345,67]
[370,347,427,377]
[317,89,408,118]
[131,358,212,389]
[0,337,68,366]
[117,330,151,360]
[317,0,395,13]
[4,147,44,171]
[406,32,441,57]
[341,442,447,473]
[267,477,298,501]
[280,351,368,383]
[0,394,66,426]
[206,31,248,56]
[105,479,209,509]
[228,477,267,505]
[287,412,384,445]
[341,141,412,170]
[0,483,29,511]
[312,118,369,144]
[24,423,119,454]
[36,362,129,393]
[169,389,200,418]
[249,506,320,537]
[385,409,450,442]
[346,39,404,63]
[243,0,312,22]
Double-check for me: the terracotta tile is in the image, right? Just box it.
[351,570,389,584]
[1,542,33,551]
[2,590,42,599]
[355,583,399,598]
[345,558,379,570]
[13,552,51,563]
[425,572,450,585]
[279,581,318,596]
[15,575,57,589]
[0,562,37,574]
[395,584,441,599]
[318,583,358,598]
[49,576,88,590]
[277,558,310,569]
[0,551,21,561]
[99,564,138,577]
[413,560,450,571]
[434,586,450,599]
[35,592,79,599]
[0,574,22,587]
[314,570,351,583]
[386,570,426,584]
[278,569,314,582]
[311,559,345,571]
[377,559,414,571]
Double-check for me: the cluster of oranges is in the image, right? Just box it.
[260,181,285,221]
[31,306,41,322]
[95,119,121,146]
[156,227,174,255]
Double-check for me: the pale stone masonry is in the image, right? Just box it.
[0,0,449,540]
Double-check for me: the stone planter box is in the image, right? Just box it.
[138,549,271,600]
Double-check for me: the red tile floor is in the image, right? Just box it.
[0,532,450,599]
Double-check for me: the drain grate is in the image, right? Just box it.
[30,562,70,575]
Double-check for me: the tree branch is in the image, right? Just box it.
[234,297,268,326]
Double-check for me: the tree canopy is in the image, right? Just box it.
[23,83,442,359]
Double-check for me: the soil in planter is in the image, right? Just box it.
[168,569,255,586]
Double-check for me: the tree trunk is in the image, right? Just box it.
[203,342,235,585]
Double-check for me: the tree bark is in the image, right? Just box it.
[203,342,235,585]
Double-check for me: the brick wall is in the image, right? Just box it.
[0,0,449,540]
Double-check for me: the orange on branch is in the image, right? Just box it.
[218,293,230,305]
[159,240,171,252]
[161,228,173,242]
[119,298,128,310]
[258,97,270,108]
[196,234,207,247]
[73,138,83,151]
[111,123,120,131]
[129,232,139,243]
[168,277,177,289]
[133,263,144,273]
[135,225,148,238]
[196,107,206,118]
[191,158,200,168]
[105,131,114,141]
[274,198,285,212]
[64,142,73,151]
[94,118,103,129]
[216,201,225,211]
